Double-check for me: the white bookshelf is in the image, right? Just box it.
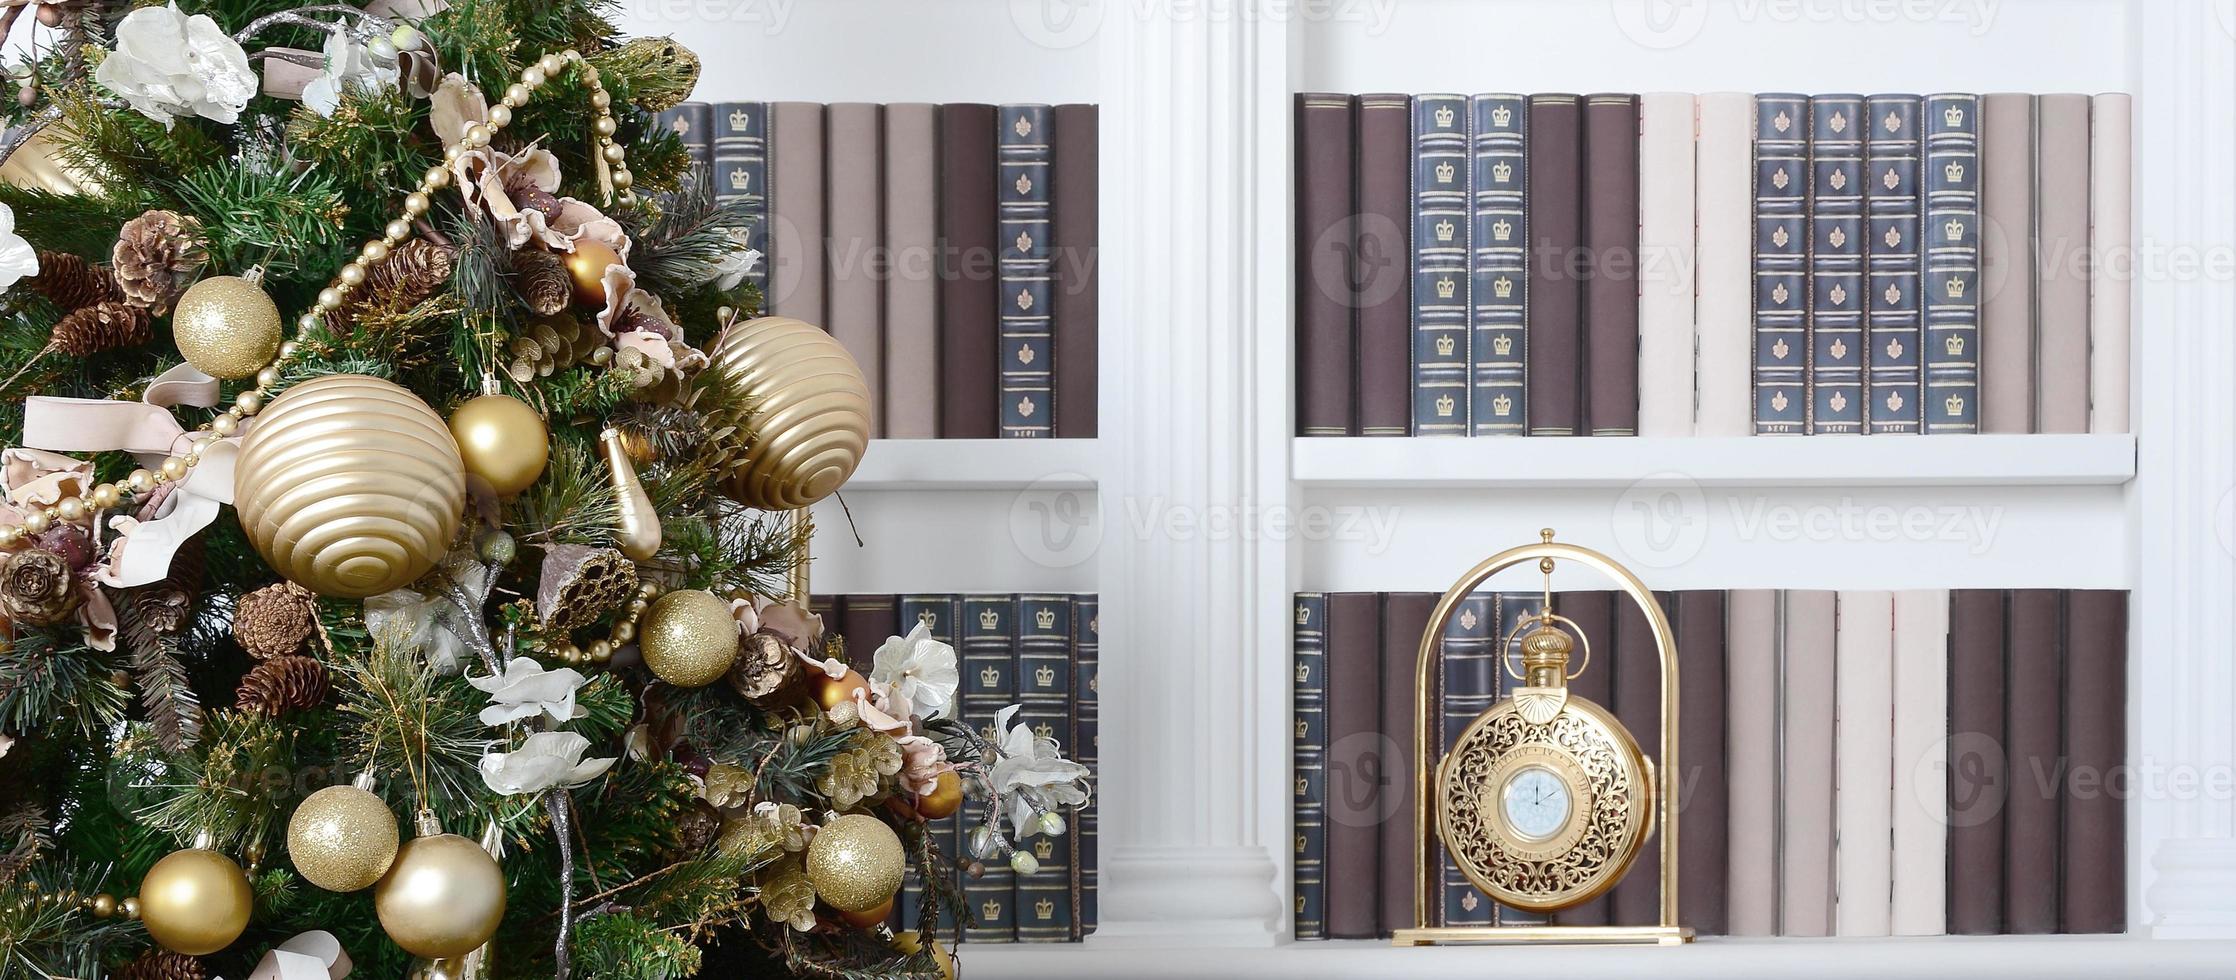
[618,0,2236,973]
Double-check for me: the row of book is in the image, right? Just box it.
[815,593,1099,943]
[1292,588,2127,939]
[1293,92,2133,438]
[658,102,1099,439]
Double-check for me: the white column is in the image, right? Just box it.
[2135,0,2236,940]
[1090,0,1292,947]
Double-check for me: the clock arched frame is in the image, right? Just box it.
[1394,533,1693,947]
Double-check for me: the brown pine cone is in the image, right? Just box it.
[535,544,638,634]
[235,654,329,716]
[231,582,318,659]
[23,249,116,310]
[324,239,455,332]
[673,798,722,857]
[111,210,207,315]
[50,300,151,356]
[116,948,207,980]
[512,248,573,317]
[728,631,801,708]
[0,549,79,627]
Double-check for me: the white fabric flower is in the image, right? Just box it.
[869,622,960,720]
[713,239,761,292]
[0,204,36,294]
[302,25,400,118]
[478,730,615,796]
[364,587,465,674]
[94,4,256,128]
[467,656,590,727]
[990,704,1090,839]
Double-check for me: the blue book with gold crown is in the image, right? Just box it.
[1865,95,1924,434]
[1411,94,1470,436]
[1753,94,1810,434]
[897,595,963,933]
[1808,95,1866,434]
[1292,593,1327,938]
[1923,94,1980,433]
[1072,595,1099,937]
[1470,94,1527,436]
[1014,595,1074,942]
[1438,592,1498,925]
[711,102,767,296]
[961,595,1018,941]
[997,105,1055,438]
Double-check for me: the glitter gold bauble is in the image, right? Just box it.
[915,769,964,820]
[374,833,507,959]
[172,275,283,379]
[639,588,738,688]
[234,375,466,598]
[138,847,254,955]
[563,240,622,307]
[287,782,401,892]
[804,814,906,913]
[811,668,867,711]
[704,317,870,510]
[447,394,550,497]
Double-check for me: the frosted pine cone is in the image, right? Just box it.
[111,210,207,315]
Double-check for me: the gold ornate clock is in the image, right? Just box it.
[1395,530,1691,947]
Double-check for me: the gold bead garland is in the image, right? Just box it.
[0,49,630,548]
[543,579,663,666]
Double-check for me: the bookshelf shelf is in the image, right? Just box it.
[1291,435,2138,489]
[846,439,1103,490]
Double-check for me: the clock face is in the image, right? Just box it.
[1500,765,1571,841]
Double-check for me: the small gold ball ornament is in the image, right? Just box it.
[811,668,868,711]
[805,814,906,913]
[137,847,254,955]
[563,240,623,307]
[704,317,871,510]
[172,275,284,379]
[375,832,508,959]
[287,782,401,892]
[915,769,964,820]
[234,375,466,598]
[839,895,894,929]
[638,589,739,687]
[891,930,955,980]
[447,394,550,497]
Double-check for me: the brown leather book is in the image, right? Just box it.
[1296,94,1357,437]
[1676,590,1729,936]
[1583,94,1641,436]
[2034,95,2091,434]
[1379,592,1437,934]
[883,104,940,439]
[1979,95,2035,433]
[1356,93,1414,437]
[1549,589,1613,926]
[2061,589,2126,934]
[1527,95,1584,436]
[1947,589,2008,934]
[1609,589,1667,924]
[838,593,895,675]
[827,103,884,436]
[2004,589,2063,934]
[769,102,826,325]
[1323,592,1383,939]
[1052,103,1099,439]
[937,104,1000,438]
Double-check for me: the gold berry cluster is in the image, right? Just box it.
[548,579,664,667]
[0,49,628,547]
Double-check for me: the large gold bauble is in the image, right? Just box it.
[138,848,254,956]
[287,783,401,892]
[234,375,466,598]
[704,317,870,510]
[563,240,622,307]
[374,833,508,959]
[891,930,955,980]
[447,394,550,497]
[172,275,283,379]
[804,814,905,913]
[0,125,100,195]
[638,588,739,687]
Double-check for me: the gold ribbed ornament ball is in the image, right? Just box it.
[138,847,254,955]
[805,814,905,913]
[374,833,507,959]
[287,784,400,892]
[0,126,99,195]
[234,375,466,598]
[704,317,870,510]
[172,275,283,379]
[638,588,738,687]
[447,394,550,497]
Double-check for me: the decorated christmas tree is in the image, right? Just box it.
[0,2,1088,977]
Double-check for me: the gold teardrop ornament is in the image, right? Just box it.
[703,317,870,510]
[234,375,467,598]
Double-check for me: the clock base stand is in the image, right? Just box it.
[1390,925,1694,947]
